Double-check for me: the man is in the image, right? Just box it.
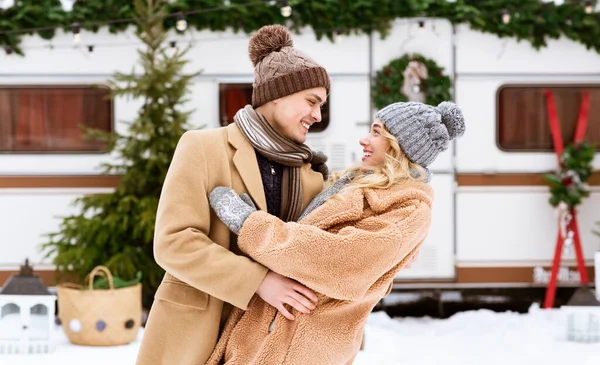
[136,24,330,365]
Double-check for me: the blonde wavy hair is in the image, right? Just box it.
[327,123,427,192]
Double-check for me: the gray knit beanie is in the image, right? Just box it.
[375,101,465,167]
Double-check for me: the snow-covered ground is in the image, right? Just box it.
[354,305,600,365]
[1,304,599,365]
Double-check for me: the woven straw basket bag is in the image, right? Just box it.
[57,265,142,346]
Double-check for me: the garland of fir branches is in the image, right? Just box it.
[1,0,600,56]
[372,53,452,109]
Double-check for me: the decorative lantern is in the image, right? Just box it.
[0,259,56,354]
[562,285,600,343]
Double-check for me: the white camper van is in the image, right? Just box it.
[1,19,598,290]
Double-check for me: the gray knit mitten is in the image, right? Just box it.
[209,187,257,235]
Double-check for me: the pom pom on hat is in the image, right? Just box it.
[436,101,465,139]
[248,24,293,67]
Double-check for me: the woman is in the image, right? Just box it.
[207,100,465,365]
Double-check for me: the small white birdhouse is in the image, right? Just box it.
[562,285,600,343]
[0,259,56,354]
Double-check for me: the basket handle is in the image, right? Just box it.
[58,282,83,290]
[87,265,115,290]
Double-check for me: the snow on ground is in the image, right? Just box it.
[1,304,599,365]
[354,304,600,365]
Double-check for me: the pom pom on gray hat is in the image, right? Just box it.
[436,101,465,139]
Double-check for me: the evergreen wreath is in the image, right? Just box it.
[371,53,452,109]
[544,142,595,208]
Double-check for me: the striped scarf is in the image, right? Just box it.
[234,105,313,222]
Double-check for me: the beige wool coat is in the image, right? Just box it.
[135,123,325,365]
[206,180,433,365]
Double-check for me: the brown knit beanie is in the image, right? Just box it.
[249,25,330,108]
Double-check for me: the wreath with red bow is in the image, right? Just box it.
[371,53,452,109]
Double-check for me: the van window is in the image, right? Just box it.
[497,85,600,151]
[0,85,113,153]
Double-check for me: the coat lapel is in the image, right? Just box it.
[300,188,365,229]
[300,181,434,229]
[228,124,267,211]
[363,182,433,212]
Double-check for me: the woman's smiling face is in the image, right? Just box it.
[359,119,390,167]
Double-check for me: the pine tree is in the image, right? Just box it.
[41,0,200,308]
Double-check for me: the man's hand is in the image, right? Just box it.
[256,271,318,321]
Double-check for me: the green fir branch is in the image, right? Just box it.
[543,142,595,208]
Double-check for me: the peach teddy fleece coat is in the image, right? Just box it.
[206,179,433,365]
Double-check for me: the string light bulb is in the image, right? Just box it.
[418,20,425,30]
[71,23,81,43]
[60,0,75,12]
[175,12,187,32]
[4,46,13,60]
[501,9,511,24]
[87,45,94,53]
[584,0,592,14]
[0,0,14,10]
[280,0,292,17]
